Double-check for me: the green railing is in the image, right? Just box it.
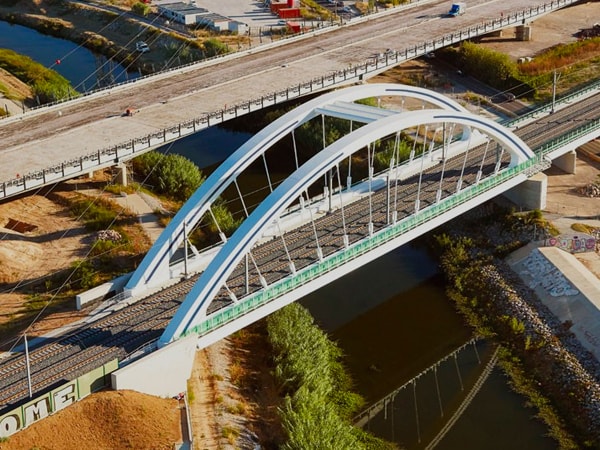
[183,156,547,339]
[183,117,600,340]
[534,118,600,156]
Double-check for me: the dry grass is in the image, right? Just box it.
[518,39,600,76]
[0,68,32,101]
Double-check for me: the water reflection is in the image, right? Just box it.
[0,20,138,92]
[310,254,556,449]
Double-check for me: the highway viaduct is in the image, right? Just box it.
[0,0,582,199]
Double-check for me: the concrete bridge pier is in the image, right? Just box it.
[111,334,197,398]
[552,150,577,174]
[114,163,129,186]
[516,23,533,41]
[504,172,547,211]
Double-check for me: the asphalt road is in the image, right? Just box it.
[0,0,574,183]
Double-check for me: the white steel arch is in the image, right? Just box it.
[125,84,470,295]
[159,108,534,345]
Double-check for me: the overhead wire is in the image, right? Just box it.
[4,21,598,350]
[74,9,170,92]
[4,141,180,354]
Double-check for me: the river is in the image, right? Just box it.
[0,21,137,92]
[2,22,557,449]
[166,126,556,449]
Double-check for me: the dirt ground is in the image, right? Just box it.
[0,390,182,450]
[0,193,90,347]
[0,180,279,449]
[477,1,600,60]
[1,3,600,449]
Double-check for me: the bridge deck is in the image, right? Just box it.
[2,85,598,411]
[0,0,576,192]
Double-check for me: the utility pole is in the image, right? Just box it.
[551,70,560,114]
[24,333,33,398]
[183,222,188,278]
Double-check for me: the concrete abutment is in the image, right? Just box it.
[111,334,197,398]
[504,172,547,211]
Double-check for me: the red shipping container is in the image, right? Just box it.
[270,1,286,12]
[278,7,301,18]
[287,21,301,33]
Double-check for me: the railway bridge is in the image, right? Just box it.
[1,82,599,436]
[111,82,597,391]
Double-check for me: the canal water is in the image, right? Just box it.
[3,25,558,448]
[0,21,137,92]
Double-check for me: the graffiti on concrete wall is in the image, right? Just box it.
[546,234,596,253]
[0,359,118,438]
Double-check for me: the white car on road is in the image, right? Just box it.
[136,41,150,53]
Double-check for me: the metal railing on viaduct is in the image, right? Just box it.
[0,0,582,201]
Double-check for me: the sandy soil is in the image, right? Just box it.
[0,390,182,450]
[544,153,600,218]
[0,193,91,345]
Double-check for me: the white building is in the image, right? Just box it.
[157,2,249,33]
[158,2,209,25]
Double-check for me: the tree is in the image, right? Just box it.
[132,151,205,201]
[459,42,517,89]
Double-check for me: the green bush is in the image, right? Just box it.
[458,41,517,89]
[131,151,205,201]
[131,2,151,16]
[267,303,394,449]
[69,260,98,290]
[206,201,242,236]
[203,38,230,57]
[69,198,118,231]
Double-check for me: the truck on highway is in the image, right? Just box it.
[448,2,466,16]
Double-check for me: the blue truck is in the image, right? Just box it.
[448,2,466,16]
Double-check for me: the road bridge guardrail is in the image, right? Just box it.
[0,0,428,119]
[0,0,583,201]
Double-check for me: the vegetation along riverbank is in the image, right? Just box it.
[431,205,600,449]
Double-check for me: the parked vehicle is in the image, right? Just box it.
[135,41,150,53]
[448,2,466,16]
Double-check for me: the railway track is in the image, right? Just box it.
[1,90,598,414]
